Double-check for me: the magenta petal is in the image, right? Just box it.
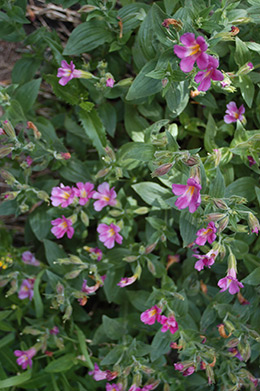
[226,101,237,112]
[180,32,195,46]
[175,194,190,210]
[211,69,224,81]
[239,104,245,115]
[196,52,209,70]
[228,281,240,295]
[196,36,208,51]
[172,184,187,195]
[197,76,211,91]
[174,45,188,59]
[224,114,235,124]
[180,56,196,73]
[194,71,204,83]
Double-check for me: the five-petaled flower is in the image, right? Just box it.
[50,184,75,208]
[97,223,122,249]
[218,267,244,295]
[174,33,208,72]
[18,278,35,301]
[57,60,82,86]
[73,182,95,206]
[194,55,224,91]
[14,348,36,370]
[193,249,218,271]
[140,305,162,325]
[106,78,115,88]
[51,215,74,239]
[224,102,245,123]
[172,177,201,213]
[159,315,178,334]
[93,182,117,211]
[195,221,217,246]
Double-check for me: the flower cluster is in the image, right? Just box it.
[140,306,178,335]
[174,33,223,91]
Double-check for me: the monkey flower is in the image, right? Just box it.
[97,223,122,249]
[51,215,74,239]
[57,60,83,86]
[106,383,123,391]
[224,102,245,123]
[22,251,40,266]
[50,184,75,208]
[172,177,201,213]
[194,55,224,91]
[195,221,217,246]
[159,315,178,334]
[140,305,162,325]
[174,33,209,72]
[117,275,137,288]
[14,348,37,370]
[193,249,218,271]
[73,182,95,206]
[18,278,35,301]
[218,268,244,295]
[93,182,117,211]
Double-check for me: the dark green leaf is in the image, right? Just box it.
[179,210,198,247]
[44,354,76,373]
[14,79,41,112]
[242,267,260,286]
[209,168,225,198]
[79,109,107,156]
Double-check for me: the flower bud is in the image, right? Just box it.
[134,264,142,279]
[151,163,173,177]
[145,243,157,254]
[25,142,35,151]
[68,214,77,224]
[109,209,123,217]
[217,216,229,233]
[3,191,19,200]
[27,121,41,139]
[116,77,133,86]
[230,26,240,36]
[147,259,156,275]
[80,210,89,227]
[60,152,71,160]
[213,199,228,210]
[226,338,240,348]
[206,213,226,222]
[206,365,215,385]
[123,255,138,263]
[79,4,98,12]
[65,269,83,279]
[3,120,16,138]
[248,212,260,234]
[63,305,73,322]
[217,324,232,338]
[134,207,149,215]
[95,167,111,178]
[224,320,235,334]
[80,71,94,79]
[37,190,49,203]
[104,146,116,161]
[19,204,29,213]
[162,18,183,30]
[0,146,12,158]
[238,340,251,361]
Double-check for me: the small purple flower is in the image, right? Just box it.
[50,184,75,208]
[57,60,82,86]
[174,363,195,377]
[106,383,123,391]
[50,326,59,335]
[159,315,178,334]
[224,102,245,123]
[97,223,122,249]
[14,347,36,370]
[247,62,253,70]
[51,215,74,239]
[18,278,35,301]
[26,156,33,167]
[117,275,137,288]
[89,363,108,381]
[84,246,103,261]
[73,182,95,206]
[140,305,162,325]
[106,78,115,88]
[172,177,201,213]
[218,267,244,295]
[174,33,208,72]
[93,182,117,211]
[194,55,224,91]
[247,156,256,167]
[81,279,101,294]
[22,251,40,266]
[193,249,218,271]
[195,221,217,246]
[228,348,243,361]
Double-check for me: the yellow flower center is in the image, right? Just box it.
[149,308,157,317]
[81,189,87,198]
[108,228,115,237]
[61,221,68,229]
[187,186,195,196]
[62,191,71,200]
[102,195,110,202]
[189,43,200,56]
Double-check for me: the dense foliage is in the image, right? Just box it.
[0,0,260,390]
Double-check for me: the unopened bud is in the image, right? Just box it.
[134,264,142,279]
[3,120,16,138]
[116,77,133,87]
[190,90,201,98]
[0,146,12,158]
[213,198,228,210]
[237,62,254,76]
[147,259,156,275]
[163,383,170,391]
[65,269,83,279]
[25,142,35,151]
[183,155,199,166]
[109,209,123,217]
[206,213,226,222]
[162,78,168,87]
[19,204,29,213]
[200,280,208,294]
[123,255,138,262]
[151,163,173,177]
[226,338,240,348]
[134,207,149,215]
[218,216,229,232]
[224,320,235,334]
[80,210,89,227]
[206,365,215,385]
[166,254,180,270]
[230,26,240,36]
[27,121,41,139]
[63,305,73,322]
[37,191,49,203]
[141,365,155,374]
[104,146,116,161]
[79,4,98,12]
[145,243,157,254]
[68,214,77,224]
[3,191,19,200]
[56,282,64,294]
[248,212,260,234]
[115,166,123,179]
[238,341,251,361]
[60,152,71,160]
[95,167,111,178]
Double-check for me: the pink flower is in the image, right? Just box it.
[194,55,224,91]
[89,363,108,381]
[174,363,195,377]
[193,249,218,271]
[51,215,74,239]
[18,278,35,301]
[50,184,75,208]
[140,305,162,325]
[248,156,256,166]
[247,62,253,70]
[218,268,244,295]
[81,279,101,294]
[93,182,117,211]
[22,251,40,266]
[172,177,201,213]
[228,348,243,361]
[97,223,122,249]
[195,222,217,246]
[224,102,245,123]
[159,315,178,334]
[60,152,71,160]
[0,128,4,135]
[57,60,82,86]
[129,385,142,391]
[73,182,95,206]
[14,347,36,370]
[50,326,59,335]
[106,383,123,391]
[26,156,33,167]
[84,246,103,261]
[117,275,137,288]
[174,33,208,72]
[106,78,115,88]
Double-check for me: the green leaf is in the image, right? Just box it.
[126,60,162,100]
[124,104,149,141]
[209,168,225,198]
[34,270,45,319]
[225,177,257,202]
[165,81,189,118]
[234,37,250,66]
[45,74,81,106]
[102,315,126,340]
[43,239,67,273]
[79,109,107,156]
[63,21,113,55]
[200,307,217,331]
[239,75,255,108]
[101,345,124,366]
[76,326,94,370]
[118,142,155,165]
[6,99,26,122]
[204,113,217,152]
[126,290,150,311]
[97,102,117,137]
[0,333,15,350]
[117,3,150,33]
[138,7,158,60]
[0,369,31,388]
[242,267,260,286]
[150,329,173,361]
[13,79,41,112]
[29,209,52,241]
[59,159,92,183]
[0,200,18,216]
[12,58,41,84]
[164,0,179,13]
[179,210,198,247]
[132,182,171,209]
[44,354,76,373]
